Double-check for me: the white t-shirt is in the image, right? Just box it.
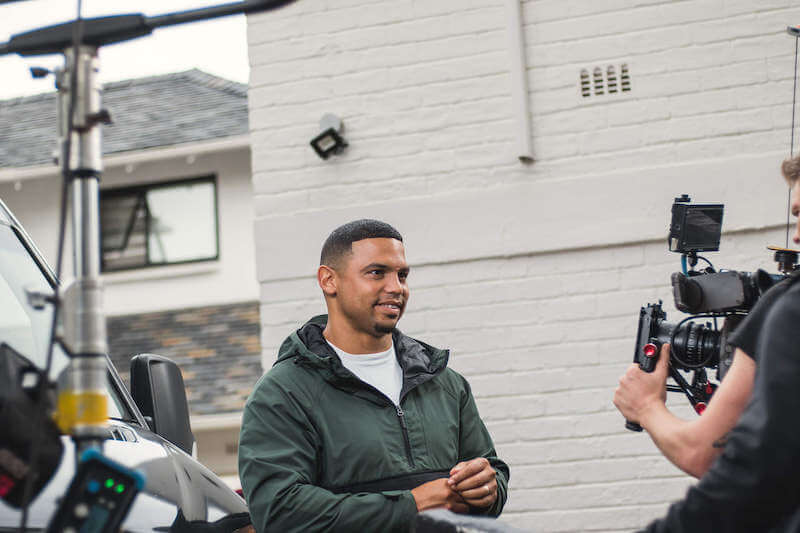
[326,340,403,406]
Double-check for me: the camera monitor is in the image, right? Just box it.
[668,195,724,253]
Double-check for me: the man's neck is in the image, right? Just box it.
[323,320,392,354]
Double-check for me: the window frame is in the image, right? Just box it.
[100,175,220,273]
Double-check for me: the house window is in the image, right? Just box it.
[100,176,219,272]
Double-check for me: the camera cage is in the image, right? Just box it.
[630,194,799,428]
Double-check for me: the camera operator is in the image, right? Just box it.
[621,158,800,531]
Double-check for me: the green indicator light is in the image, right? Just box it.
[105,479,114,488]
[115,484,125,493]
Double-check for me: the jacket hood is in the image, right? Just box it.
[275,315,449,389]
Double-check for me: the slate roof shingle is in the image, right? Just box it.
[0,69,248,168]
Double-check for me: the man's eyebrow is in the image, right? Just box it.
[361,263,410,272]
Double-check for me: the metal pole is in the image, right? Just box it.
[55,45,110,455]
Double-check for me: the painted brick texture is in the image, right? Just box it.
[247,0,799,530]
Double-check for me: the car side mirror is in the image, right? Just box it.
[130,353,195,455]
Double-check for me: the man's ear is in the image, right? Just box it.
[318,265,337,297]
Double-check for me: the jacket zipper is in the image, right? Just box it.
[320,357,428,469]
[395,405,416,467]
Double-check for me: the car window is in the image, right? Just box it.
[0,224,127,420]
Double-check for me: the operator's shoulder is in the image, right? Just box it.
[786,276,800,296]
[770,280,800,317]
[758,282,800,348]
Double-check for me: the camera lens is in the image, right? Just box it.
[665,321,721,369]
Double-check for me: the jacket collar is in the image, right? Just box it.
[276,315,449,400]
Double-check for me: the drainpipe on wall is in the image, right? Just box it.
[505,0,534,163]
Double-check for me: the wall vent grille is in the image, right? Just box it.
[580,69,591,97]
[580,64,631,97]
[593,67,604,96]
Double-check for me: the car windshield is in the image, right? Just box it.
[0,223,128,420]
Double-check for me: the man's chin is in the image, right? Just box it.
[373,322,398,335]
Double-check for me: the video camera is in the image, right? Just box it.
[626,195,799,431]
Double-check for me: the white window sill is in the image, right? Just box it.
[102,260,220,285]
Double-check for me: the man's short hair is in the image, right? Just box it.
[782,154,800,186]
[320,219,403,269]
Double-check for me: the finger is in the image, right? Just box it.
[462,491,496,510]
[448,458,487,485]
[449,458,490,488]
[453,468,495,492]
[449,461,468,477]
[457,479,496,500]
[656,344,670,374]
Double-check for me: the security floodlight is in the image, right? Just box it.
[310,113,347,159]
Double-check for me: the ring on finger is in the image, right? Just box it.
[484,484,490,496]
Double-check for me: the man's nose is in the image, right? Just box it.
[384,273,403,293]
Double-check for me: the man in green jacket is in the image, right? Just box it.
[239,219,510,532]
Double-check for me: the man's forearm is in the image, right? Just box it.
[639,404,717,478]
[622,349,754,478]
[247,481,419,533]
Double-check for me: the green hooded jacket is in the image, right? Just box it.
[239,316,510,532]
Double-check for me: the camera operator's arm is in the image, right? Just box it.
[614,344,755,478]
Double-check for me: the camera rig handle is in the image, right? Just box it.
[624,342,659,432]
[625,305,665,432]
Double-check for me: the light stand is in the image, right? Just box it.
[55,44,109,454]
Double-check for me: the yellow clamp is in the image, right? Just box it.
[55,390,108,434]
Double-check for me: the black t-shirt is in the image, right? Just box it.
[727,273,800,362]
[644,274,800,532]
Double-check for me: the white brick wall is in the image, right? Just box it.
[247,1,799,530]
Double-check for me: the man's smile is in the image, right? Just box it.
[376,301,403,313]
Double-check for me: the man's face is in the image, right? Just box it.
[793,182,800,245]
[333,238,410,337]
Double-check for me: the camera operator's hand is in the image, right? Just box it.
[447,457,498,510]
[614,346,756,478]
[613,343,670,426]
[411,478,469,513]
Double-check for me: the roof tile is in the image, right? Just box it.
[0,69,248,168]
